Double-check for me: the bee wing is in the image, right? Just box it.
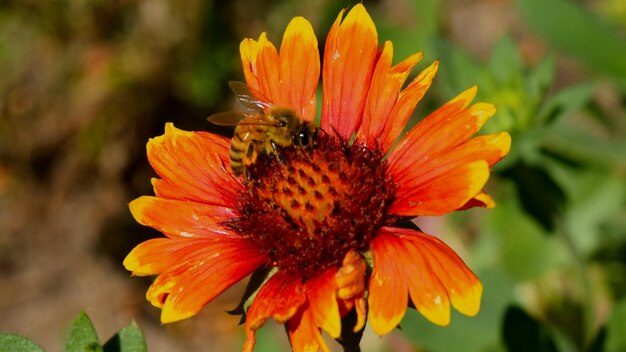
[229,81,273,112]
[207,112,249,126]
[207,112,281,127]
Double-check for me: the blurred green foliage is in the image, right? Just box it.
[1,0,625,351]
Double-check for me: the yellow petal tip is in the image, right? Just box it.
[122,253,140,272]
[370,311,406,336]
[496,132,512,157]
[451,281,483,317]
[128,196,151,224]
[344,3,375,32]
[286,16,314,34]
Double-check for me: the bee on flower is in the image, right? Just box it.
[124,4,511,351]
[207,81,317,177]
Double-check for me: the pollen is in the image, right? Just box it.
[228,132,396,279]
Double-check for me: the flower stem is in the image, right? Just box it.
[337,308,364,352]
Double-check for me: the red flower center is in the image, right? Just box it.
[228,131,396,279]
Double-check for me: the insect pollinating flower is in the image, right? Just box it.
[124,4,511,351]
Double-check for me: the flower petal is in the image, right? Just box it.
[322,4,378,138]
[288,303,330,352]
[358,42,420,146]
[123,238,204,276]
[386,88,503,217]
[148,123,241,206]
[240,18,320,121]
[380,230,451,326]
[388,131,509,216]
[388,87,494,179]
[130,237,267,323]
[373,228,482,328]
[389,160,490,216]
[240,32,280,102]
[379,60,439,152]
[449,132,512,167]
[368,232,409,335]
[306,268,341,339]
[358,44,439,152]
[246,270,306,330]
[129,196,236,238]
[279,17,320,121]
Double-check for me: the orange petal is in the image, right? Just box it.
[389,130,509,216]
[381,227,483,322]
[240,18,320,121]
[133,237,267,323]
[368,232,409,335]
[148,123,241,206]
[306,268,341,338]
[240,32,280,102]
[446,132,512,168]
[321,4,378,138]
[380,60,439,152]
[279,17,320,121]
[124,238,211,276]
[240,38,261,93]
[381,230,451,326]
[246,270,306,330]
[288,303,330,352]
[388,87,494,180]
[389,160,490,216]
[358,42,420,146]
[358,46,437,152]
[129,196,236,238]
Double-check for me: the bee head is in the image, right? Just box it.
[271,108,298,128]
[293,123,316,147]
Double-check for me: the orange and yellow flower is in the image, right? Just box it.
[124,4,511,351]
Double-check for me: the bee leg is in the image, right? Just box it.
[269,139,287,165]
[246,141,256,160]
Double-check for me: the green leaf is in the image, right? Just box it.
[65,312,103,352]
[489,36,524,85]
[502,306,557,352]
[544,164,626,255]
[484,180,568,280]
[542,110,626,171]
[537,83,595,125]
[103,321,147,352]
[606,299,626,352]
[517,0,626,83]
[0,333,45,352]
[527,55,555,103]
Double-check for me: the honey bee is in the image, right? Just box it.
[208,82,317,177]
